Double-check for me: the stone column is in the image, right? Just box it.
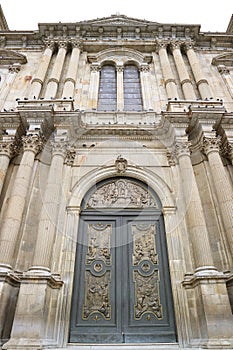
[157,41,179,99]
[170,41,196,100]
[202,136,233,259]
[29,41,54,99]
[29,141,67,274]
[88,63,101,109]
[44,40,67,99]
[217,65,233,98]
[116,65,124,111]
[0,64,21,111]
[175,141,217,274]
[0,138,17,196]
[185,43,212,100]
[139,63,153,110]
[228,143,233,165]
[0,134,43,272]
[62,41,82,98]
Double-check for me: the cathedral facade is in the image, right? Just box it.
[0,6,233,349]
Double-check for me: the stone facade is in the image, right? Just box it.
[0,7,233,350]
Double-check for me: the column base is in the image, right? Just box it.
[0,272,20,347]
[2,272,63,350]
[183,272,233,348]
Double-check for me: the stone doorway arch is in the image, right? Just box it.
[69,177,177,343]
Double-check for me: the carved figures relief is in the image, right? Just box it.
[85,179,158,209]
[132,223,163,320]
[82,223,112,320]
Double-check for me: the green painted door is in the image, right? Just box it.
[69,211,177,343]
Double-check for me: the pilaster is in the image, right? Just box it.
[0,137,19,196]
[88,63,101,109]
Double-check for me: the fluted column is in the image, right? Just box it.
[0,134,43,272]
[0,138,18,196]
[116,65,124,111]
[202,136,233,258]
[29,141,67,274]
[139,63,153,110]
[176,142,217,274]
[29,41,54,99]
[170,41,196,100]
[228,143,233,165]
[44,40,68,99]
[185,43,212,99]
[88,63,101,109]
[62,41,82,98]
[157,41,179,99]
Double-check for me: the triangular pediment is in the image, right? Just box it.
[212,53,233,66]
[80,14,158,27]
[0,49,27,65]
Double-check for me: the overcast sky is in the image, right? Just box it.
[1,0,232,32]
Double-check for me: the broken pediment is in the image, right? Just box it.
[0,49,27,65]
[212,53,233,67]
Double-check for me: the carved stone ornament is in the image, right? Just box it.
[0,140,19,158]
[202,136,221,156]
[22,134,44,154]
[115,155,127,174]
[65,147,76,166]
[86,179,158,209]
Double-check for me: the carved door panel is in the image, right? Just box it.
[69,213,176,343]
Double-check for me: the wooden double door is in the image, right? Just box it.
[69,211,177,343]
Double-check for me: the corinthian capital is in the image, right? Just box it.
[202,136,221,156]
[0,140,19,158]
[175,141,192,158]
[22,134,44,154]
[50,140,68,158]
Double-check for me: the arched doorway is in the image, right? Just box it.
[69,178,177,343]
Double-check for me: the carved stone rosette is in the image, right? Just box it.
[22,134,44,155]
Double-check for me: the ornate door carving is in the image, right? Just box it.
[69,179,176,343]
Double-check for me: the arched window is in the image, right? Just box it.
[97,64,117,111]
[124,65,143,111]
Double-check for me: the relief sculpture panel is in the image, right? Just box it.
[131,223,162,320]
[82,223,112,320]
[86,179,158,209]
